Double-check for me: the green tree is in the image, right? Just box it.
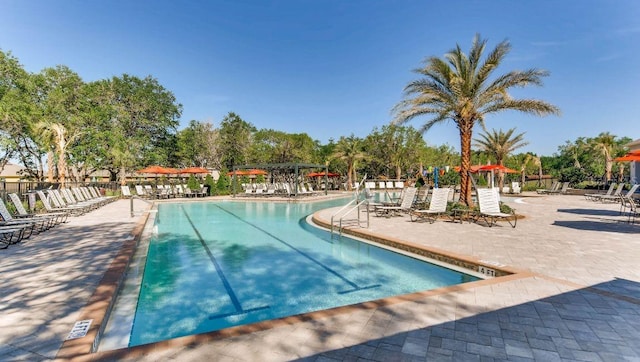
[331,135,366,190]
[0,50,31,174]
[393,34,559,205]
[474,128,528,190]
[590,132,617,182]
[176,120,220,168]
[93,75,181,184]
[219,112,255,169]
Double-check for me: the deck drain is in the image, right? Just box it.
[66,319,92,340]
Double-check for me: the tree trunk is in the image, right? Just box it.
[119,166,127,185]
[395,164,402,180]
[459,124,473,206]
[47,150,55,183]
[346,163,353,191]
[57,139,66,188]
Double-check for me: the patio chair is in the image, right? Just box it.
[511,182,521,194]
[0,198,44,233]
[594,183,625,203]
[585,183,616,201]
[121,185,133,198]
[536,181,559,194]
[9,193,67,225]
[616,184,639,213]
[410,187,450,223]
[0,225,31,248]
[37,190,85,216]
[374,187,417,217]
[621,192,639,224]
[547,181,570,195]
[477,188,517,228]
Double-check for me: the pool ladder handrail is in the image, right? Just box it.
[130,195,153,217]
[330,198,369,237]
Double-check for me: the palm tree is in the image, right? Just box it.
[474,128,528,191]
[520,153,542,188]
[35,121,81,188]
[393,34,560,205]
[590,132,616,182]
[331,135,366,190]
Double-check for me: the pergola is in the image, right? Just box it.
[231,163,329,196]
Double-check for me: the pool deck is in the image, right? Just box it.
[1,192,639,361]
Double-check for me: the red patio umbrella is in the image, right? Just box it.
[180,167,209,174]
[478,164,519,173]
[614,154,640,162]
[247,169,268,175]
[137,165,177,174]
[227,170,249,176]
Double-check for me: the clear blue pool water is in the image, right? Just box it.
[110,198,480,348]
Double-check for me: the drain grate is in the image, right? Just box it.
[66,319,93,340]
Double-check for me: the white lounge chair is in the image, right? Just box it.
[375,187,417,217]
[585,183,616,201]
[410,187,450,223]
[477,188,517,228]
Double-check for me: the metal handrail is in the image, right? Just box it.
[330,198,358,234]
[337,199,369,236]
[130,195,153,217]
[330,197,370,237]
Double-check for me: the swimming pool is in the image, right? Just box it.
[99,198,480,350]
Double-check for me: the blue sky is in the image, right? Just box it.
[2,0,639,156]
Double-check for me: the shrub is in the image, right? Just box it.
[216,174,230,195]
[187,175,200,190]
[204,174,216,195]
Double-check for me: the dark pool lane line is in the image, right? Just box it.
[181,206,270,320]
[210,204,380,294]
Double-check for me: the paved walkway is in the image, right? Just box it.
[1,193,639,361]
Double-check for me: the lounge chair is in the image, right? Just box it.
[585,183,616,201]
[547,182,570,195]
[9,193,67,225]
[0,225,31,248]
[413,186,431,209]
[593,183,625,203]
[0,198,43,233]
[121,185,133,198]
[477,188,517,228]
[536,181,559,194]
[410,187,450,223]
[36,190,84,216]
[135,185,149,198]
[378,182,386,190]
[621,191,639,224]
[394,181,404,189]
[375,187,417,217]
[616,184,639,213]
[511,182,521,194]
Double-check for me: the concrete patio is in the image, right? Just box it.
[0,193,638,361]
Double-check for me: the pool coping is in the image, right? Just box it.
[56,198,532,361]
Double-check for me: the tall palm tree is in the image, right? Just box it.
[393,34,559,205]
[590,132,616,182]
[520,153,542,187]
[35,121,81,188]
[331,135,366,190]
[474,128,528,191]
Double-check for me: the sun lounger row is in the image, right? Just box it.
[368,186,516,227]
[123,184,207,199]
[364,181,405,190]
[240,182,319,197]
[0,191,73,249]
[536,181,569,195]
